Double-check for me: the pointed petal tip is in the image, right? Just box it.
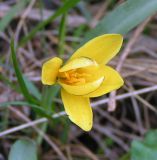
[61,89,93,132]
[116,34,123,43]
[110,33,123,37]
[83,123,92,132]
[70,33,123,64]
[84,66,124,97]
[69,116,93,131]
[120,78,124,86]
[118,74,124,87]
[109,33,123,44]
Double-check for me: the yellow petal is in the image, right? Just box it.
[59,77,104,95]
[59,57,96,72]
[41,57,63,85]
[70,34,123,64]
[77,65,106,82]
[85,66,124,97]
[61,89,92,131]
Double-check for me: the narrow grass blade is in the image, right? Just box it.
[0,101,51,118]
[19,0,80,46]
[24,76,41,100]
[58,12,67,56]
[11,40,38,104]
[82,0,157,43]
[41,85,60,113]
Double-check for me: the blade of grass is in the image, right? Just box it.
[41,85,60,113]
[11,40,38,104]
[0,101,51,119]
[0,108,9,131]
[0,66,41,100]
[72,24,86,48]
[58,12,67,56]
[82,0,157,43]
[24,76,41,101]
[37,85,60,144]
[19,0,80,46]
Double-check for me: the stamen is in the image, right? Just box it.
[58,69,88,85]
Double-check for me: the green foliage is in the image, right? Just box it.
[24,76,41,101]
[59,117,70,144]
[19,0,80,46]
[8,139,38,160]
[82,0,157,43]
[0,101,51,118]
[72,24,87,48]
[11,40,38,104]
[58,12,67,56]
[41,85,60,113]
[131,130,157,160]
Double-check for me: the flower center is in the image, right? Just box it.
[58,69,91,85]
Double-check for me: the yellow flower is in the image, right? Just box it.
[41,34,124,131]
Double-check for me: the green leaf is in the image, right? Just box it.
[58,12,67,56]
[131,130,157,160]
[0,0,29,31]
[0,101,51,118]
[19,0,80,46]
[24,76,41,100]
[11,40,38,104]
[41,85,60,113]
[8,139,37,160]
[82,0,157,43]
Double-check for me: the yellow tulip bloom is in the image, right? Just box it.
[41,34,124,131]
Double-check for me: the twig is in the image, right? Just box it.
[0,85,157,137]
[94,124,129,151]
[0,111,65,137]
[108,17,151,111]
[92,85,157,108]
[127,82,143,135]
[0,6,86,27]
[14,0,36,44]
[106,127,141,140]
